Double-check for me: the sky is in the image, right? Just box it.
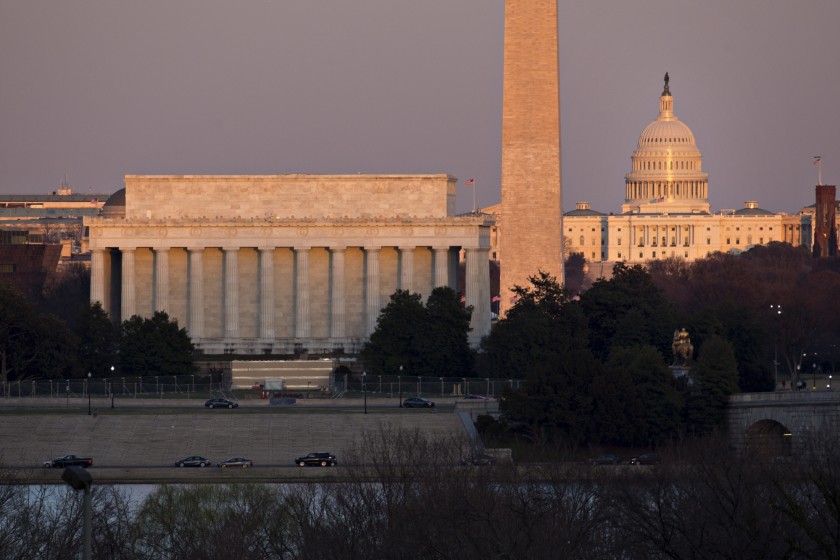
[1,0,839,215]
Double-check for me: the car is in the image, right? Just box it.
[205,398,238,409]
[462,394,491,401]
[402,397,435,408]
[295,452,338,467]
[590,453,620,466]
[218,457,253,468]
[175,456,211,467]
[628,452,661,465]
[43,454,93,469]
[460,454,497,466]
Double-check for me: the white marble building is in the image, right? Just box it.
[85,174,492,354]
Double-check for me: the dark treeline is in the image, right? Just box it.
[3,427,839,560]
[0,271,194,382]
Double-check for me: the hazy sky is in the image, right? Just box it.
[2,0,838,215]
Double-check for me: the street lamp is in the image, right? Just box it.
[398,365,403,408]
[362,371,367,414]
[770,304,782,390]
[87,372,91,415]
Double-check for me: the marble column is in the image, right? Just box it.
[294,247,311,340]
[258,247,275,340]
[364,246,381,337]
[90,248,106,308]
[330,247,346,340]
[153,247,170,313]
[188,249,205,339]
[465,247,490,347]
[399,246,415,292]
[120,248,136,322]
[223,247,240,339]
[432,246,450,288]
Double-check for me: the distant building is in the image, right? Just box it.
[0,229,62,297]
[0,179,110,257]
[85,174,493,355]
[483,75,814,283]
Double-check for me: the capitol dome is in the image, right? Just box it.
[622,74,710,215]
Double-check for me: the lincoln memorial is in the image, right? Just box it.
[85,174,493,354]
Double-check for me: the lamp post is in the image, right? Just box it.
[362,371,367,414]
[829,375,833,390]
[398,365,403,407]
[87,372,91,415]
[770,304,782,390]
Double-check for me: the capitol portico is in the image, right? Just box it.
[85,174,492,354]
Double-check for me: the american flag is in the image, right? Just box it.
[465,178,474,185]
[814,156,822,165]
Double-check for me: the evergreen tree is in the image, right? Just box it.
[361,288,474,377]
[119,312,194,377]
[683,335,740,436]
[75,302,120,378]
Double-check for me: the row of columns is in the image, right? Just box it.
[631,224,695,247]
[91,245,489,345]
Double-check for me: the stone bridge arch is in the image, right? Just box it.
[728,391,840,456]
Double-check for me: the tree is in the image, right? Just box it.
[75,302,120,378]
[361,288,474,377]
[477,271,588,380]
[683,335,740,436]
[580,263,679,362]
[603,345,683,446]
[119,311,194,377]
[413,287,473,377]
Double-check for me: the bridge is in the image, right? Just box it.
[727,391,840,455]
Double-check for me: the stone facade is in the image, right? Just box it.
[499,0,564,314]
[86,174,493,354]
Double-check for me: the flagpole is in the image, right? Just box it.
[472,179,477,214]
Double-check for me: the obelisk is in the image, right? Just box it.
[500,0,564,315]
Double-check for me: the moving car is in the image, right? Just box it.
[218,457,253,468]
[43,455,93,468]
[175,456,211,467]
[628,452,661,465]
[590,453,620,465]
[295,452,338,467]
[402,397,435,408]
[205,398,238,409]
[460,454,497,466]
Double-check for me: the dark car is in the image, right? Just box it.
[205,398,238,409]
[591,453,620,465]
[175,456,211,467]
[295,452,338,467]
[43,454,93,468]
[218,457,253,468]
[402,397,435,408]
[628,452,661,465]
[460,454,497,466]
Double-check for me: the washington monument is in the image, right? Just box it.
[500,0,564,315]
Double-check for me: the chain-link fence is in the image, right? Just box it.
[0,374,522,399]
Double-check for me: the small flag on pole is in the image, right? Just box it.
[466,178,474,185]
[814,156,822,165]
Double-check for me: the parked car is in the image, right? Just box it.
[175,456,211,467]
[590,453,621,465]
[460,454,497,466]
[628,452,661,465]
[205,398,238,409]
[218,457,253,468]
[43,455,93,469]
[462,394,491,401]
[402,397,435,408]
[295,452,338,467]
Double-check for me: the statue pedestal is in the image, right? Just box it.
[670,365,692,385]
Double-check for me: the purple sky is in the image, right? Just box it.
[1,0,838,215]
